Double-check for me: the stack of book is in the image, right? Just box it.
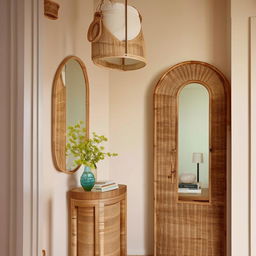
[178,183,201,194]
[92,181,119,192]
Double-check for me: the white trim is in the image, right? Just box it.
[9,0,40,255]
[37,0,43,254]
[23,0,40,254]
[250,16,256,256]
[31,0,40,254]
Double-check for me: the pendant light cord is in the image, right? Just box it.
[97,0,114,11]
[125,0,128,55]
[97,0,105,11]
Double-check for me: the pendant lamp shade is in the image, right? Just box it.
[88,0,146,71]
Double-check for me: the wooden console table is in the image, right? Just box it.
[69,185,127,256]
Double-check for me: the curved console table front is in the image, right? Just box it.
[69,185,127,256]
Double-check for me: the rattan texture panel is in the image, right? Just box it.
[153,61,230,256]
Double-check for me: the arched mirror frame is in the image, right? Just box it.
[52,56,90,174]
[153,61,230,255]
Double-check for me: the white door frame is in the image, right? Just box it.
[9,0,41,255]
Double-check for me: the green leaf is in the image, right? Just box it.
[65,122,118,168]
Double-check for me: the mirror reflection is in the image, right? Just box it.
[62,59,87,170]
[178,83,209,198]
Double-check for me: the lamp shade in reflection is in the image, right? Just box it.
[192,153,204,163]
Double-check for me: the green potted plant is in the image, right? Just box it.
[66,121,117,191]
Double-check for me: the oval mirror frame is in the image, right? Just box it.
[52,56,89,174]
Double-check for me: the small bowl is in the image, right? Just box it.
[180,173,196,184]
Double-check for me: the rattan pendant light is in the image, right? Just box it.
[87,0,146,71]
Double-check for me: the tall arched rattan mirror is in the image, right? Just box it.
[52,56,89,174]
[153,61,230,256]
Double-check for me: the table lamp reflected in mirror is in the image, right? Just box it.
[192,152,204,183]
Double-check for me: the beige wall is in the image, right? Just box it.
[250,16,256,256]
[39,0,255,255]
[231,0,256,255]
[109,0,230,254]
[40,0,110,254]
[2,0,255,255]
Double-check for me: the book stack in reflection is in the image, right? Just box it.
[178,183,202,194]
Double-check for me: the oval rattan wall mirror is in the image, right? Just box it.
[153,60,230,256]
[52,56,89,174]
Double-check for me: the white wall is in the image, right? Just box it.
[178,84,209,188]
[40,0,110,254]
[231,0,256,255]
[109,0,230,254]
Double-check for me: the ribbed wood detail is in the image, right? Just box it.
[92,25,146,71]
[153,61,230,256]
[104,203,121,256]
[77,207,95,255]
[69,185,127,256]
[52,73,66,171]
